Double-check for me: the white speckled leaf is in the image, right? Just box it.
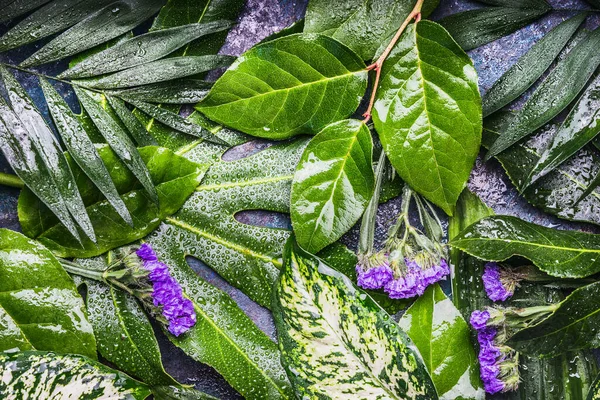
[273,239,438,400]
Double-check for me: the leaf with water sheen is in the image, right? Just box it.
[399,284,484,400]
[273,239,438,399]
[0,229,96,358]
[197,33,368,140]
[107,80,212,104]
[105,95,158,147]
[0,0,51,23]
[373,21,481,215]
[291,119,374,253]
[0,351,150,399]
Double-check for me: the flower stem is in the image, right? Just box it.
[0,172,24,189]
[60,259,105,281]
[359,151,388,254]
[362,0,424,123]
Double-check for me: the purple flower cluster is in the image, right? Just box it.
[482,262,515,302]
[137,244,196,337]
[356,258,393,290]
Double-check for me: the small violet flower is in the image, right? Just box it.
[384,257,450,300]
[356,253,394,290]
[482,262,518,302]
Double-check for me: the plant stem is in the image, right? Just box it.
[362,0,424,123]
[358,151,387,254]
[0,172,24,189]
[60,259,105,281]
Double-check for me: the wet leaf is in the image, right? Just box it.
[291,119,374,253]
[450,215,600,278]
[0,229,96,358]
[273,239,438,399]
[399,284,484,400]
[373,21,481,215]
[0,0,51,23]
[196,34,368,140]
[105,95,158,146]
[587,373,600,400]
[107,80,212,104]
[0,351,150,399]
[18,146,208,258]
[482,13,586,117]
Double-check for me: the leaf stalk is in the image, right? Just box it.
[0,172,24,189]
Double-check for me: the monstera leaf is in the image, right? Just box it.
[0,229,96,358]
[273,239,438,399]
[0,351,151,400]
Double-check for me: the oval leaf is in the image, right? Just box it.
[373,20,481,215]
[291,119,374,253]
[273,239,438,399]
[196,33,368,140]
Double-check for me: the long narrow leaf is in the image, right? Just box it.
[75,87,158,204]
[40,78,133,226]
[106,95,158,146]
[60,21,233,79]
[106,80,212,104]
[0,0,51,23]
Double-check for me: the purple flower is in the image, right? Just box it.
[136,243,157,261]
[356,254,393,290]
[470,310,490,330]
[383,257,450,299]
[483,262,515,302]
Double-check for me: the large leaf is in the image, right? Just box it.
[399,284,484,400]
[196,33,368,140]
[20,0,165,67]
[273,239,438,399]
[0,229,96,358]
[372,20,481,215]
[0,0,51,23]
[482,13,586,117]
[486,27,600,159]
[18,146,208,258]
[450,215,600,278]
[0,351,150,399]
[291,119,374,253]
[107,80,212,104]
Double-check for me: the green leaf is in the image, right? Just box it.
[486,27,600,159]
[291,119,374,253]
[439,4,551,51]
[0,351,151,399]
[588,373,600,400]
[509,281,600,357]
[20,0,165,67]
[482,13,586,117]
[273,239,438,399]
[372,21,481,215]
[60,21,232,78]
[105,95,158,147]
[0,0,51,23]
[197,33,368,140]
[450,215,600,278]
[0,229,96,358]
[106,80,212,104]
[399,284,484,400]
[18,146,208,258]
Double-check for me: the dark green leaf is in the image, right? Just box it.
[0,229,96,358]
[291,119,374,253]
[273,239,438,399]
[482,13,586,117]
[20,0,165,67]
[18,146,208,258]
[197,34,368,140]
[450,215,600,278]
[486,28,600,159]
[588,373,600,400]
[60,21,232,79]
[79,55,234,90]
[373,21,481,215]
[0,351,150,399]
[439,5,551,51]
[105,95,158,146]
[107,80,212,104]
[0,0,51,23]
[399,284,484,399]
[75,87,158,203]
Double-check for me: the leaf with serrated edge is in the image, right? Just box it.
[373,21,481,215]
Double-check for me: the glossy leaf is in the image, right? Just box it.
[105,95,158,147]
[0,0,51,23]
[20,0,165,67]
[18,146,208,258]
[60,21,232,78]
[0,229,96,358]
[486,28,600,159]
[439,4,551,51]
[482,13,586,117]
[450,215,600,278]
[291,119,374,253]
[107,80,212,104]
[399,284,484,400]
[372,21,481,215]
[0,351,150,399]
[273,239,438,399]
[197,33,368,140]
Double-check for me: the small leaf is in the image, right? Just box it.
[197,33,368,140]
[486,27,600,159]
[0,229,96,358]
[106,80,212,104]
[0,0,51,23]
[450,215,600,278]
[291,119,374,253]
[373,21,481,215]
[0,351,151,399]
[273,239,438,399]
[399,284,484,400]
[482,13,586,117]
[105,95,158,147]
